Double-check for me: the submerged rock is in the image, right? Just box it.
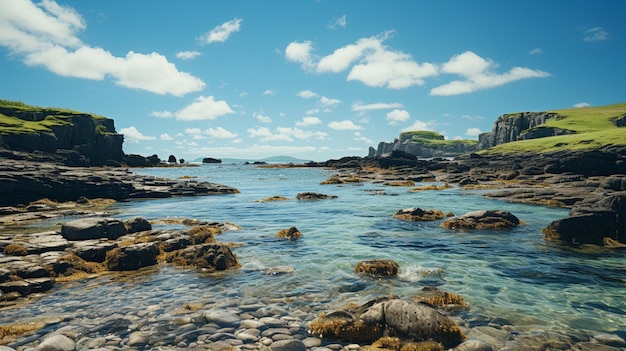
[393,207,445,221]
[309,298,465,348]
[441,210,520,230]
[276,226,302,241]
[296,192,338,201]
[354,259,399,277]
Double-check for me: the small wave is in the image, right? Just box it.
[398,265,446,282]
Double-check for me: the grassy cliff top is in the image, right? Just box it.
[0,99,106,135]
[401,130,477,146]
[485,102,626,154]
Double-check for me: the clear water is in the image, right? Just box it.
[3,164,625,340]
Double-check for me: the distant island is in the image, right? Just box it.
[192,155,313,164]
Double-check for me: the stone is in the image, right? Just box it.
[72,241,119,262]
[393,207,445,221]
[35,334,76,351]
[127,331,149,346]
[276,226,302,241]
[124,217,152,234]
[296,192,338,200]
[270,339,306,351]
[61,218,126,241]
[453,339,495,351]
[441,210,520,230]
[167,243,239,271]
[104,242,159,271]
[354,259,399,277]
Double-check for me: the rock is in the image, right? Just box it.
[202,157,222,164]
[477,112,559,150]
[127,331,149,346]
[412,286,468,311]
[35,334,76,351]
[393,207,445,221]
[276,226,302,241]
[453,339,495,351]
[296,192,338,200]
[441,210,520,230]
[104,242,159,271]
[271,339,306,351]
[72,241,118,262]
[124,217,151,234]
[309,298,465,348]
[61,218,126,241]
[354,259,399,277]
[166,243,239,271]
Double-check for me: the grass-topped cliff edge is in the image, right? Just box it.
[399,130,478,148]
[484,102,626,154]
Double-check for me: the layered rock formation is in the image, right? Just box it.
[0,106,124,166]
[369,131,477,158]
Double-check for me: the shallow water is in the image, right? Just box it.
[3,164,625,341]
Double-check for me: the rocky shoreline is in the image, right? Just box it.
[1,149,626,351]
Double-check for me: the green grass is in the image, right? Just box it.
[401,130,477,148]
[0,99,106,135]
[484,102,626,154]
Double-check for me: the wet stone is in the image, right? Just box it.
[271,339,306,351]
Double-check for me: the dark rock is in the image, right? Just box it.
[477,112,560,150]
[72,241,119,262]
[125,217,152,234]
[276,226,302,241]
[202,157,222,164]
[612,113,626,127]
[124,153,161,167]
[296,192,338,200]
[393,207,445,221]
[61,218,126,241]
[104,242,159,271]
[166,243,239,271]
[271,339,306,351]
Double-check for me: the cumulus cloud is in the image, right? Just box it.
[200,18,242,44]
[465,127,482,136]
[402,120,435,132]
[328,120,362,130]
[295,116,322,127]
[206,127,238,139]
[320,96,341,107]
[352,101,404,112]
[254,112,272,123]
[327,15,347,29]
[354,131,373,144]
[175,95,234,121]
[247,126,327,142]
[297,90,318,98]
[176,51,201,60]
[574,102,591,108]
[120,126,156,143]
[288,31,438,89]
[150,111,174,118]
[386,109,410,125]
[528,47,542,55]
[263,89,275,96]
[430,51,550,96]
[0,0,204,96]
[583,27,608,42]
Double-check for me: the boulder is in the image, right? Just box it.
[124,217,152,234]
[165,243,239,271]
[354,259,399,277]
[35,334,75,351]
[441,210,520,230]
[393,208,445,221]
[308,298,465,348]
[104,242,159,271]
[276,226,302,241]
[61,218,126,241]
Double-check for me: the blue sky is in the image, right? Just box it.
[0,0,624,161]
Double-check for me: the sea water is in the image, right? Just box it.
[3,164,625,340]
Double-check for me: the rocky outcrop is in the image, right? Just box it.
[354,259,399,277]
[370,131,476,158]
[276,226,302,241]
[393,208,446,221]
[477,112,563,150]
[0,106,124,166]
[441,210,521,230]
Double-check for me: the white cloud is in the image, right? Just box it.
[352,101,404,112]
[320,96,341,107]
[176,51,201,60]
[200,18,242,44]
[285,40,315,70]
[430,51,550,96]
[150,110,174,118]
[120,126,156,143]
[465,127,482,136]
[583,27,608,42]
[247,126,327,142]
[160,133,174,141]
[306,108,320,115]
[295,116,321,127]
[175,95,234,121]
[255,112,272,123]
[185,128,202,135]
[296,90,318,98]
[354,131,373,144]
[327,15,347,29]
[461,114,484,121]
[528,47,542,55]
[0,0,204,96]
[206,127,238,139]
[402,120,435,132]
[328,120,362,130]
[289,31,438,89]
[386,109,410,125]
[263,89,275,96]
[574,102,591,108]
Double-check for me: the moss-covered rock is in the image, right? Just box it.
[441,210,520,230]
[394,208,445,222]
[355,259,400,277]
[276,226,302,241]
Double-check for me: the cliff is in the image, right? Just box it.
[476,112,574,150]
[0,100,124,166]
[369,130,477,158]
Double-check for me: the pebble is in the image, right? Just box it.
[34,334,75,351]
[271,339,306,351]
